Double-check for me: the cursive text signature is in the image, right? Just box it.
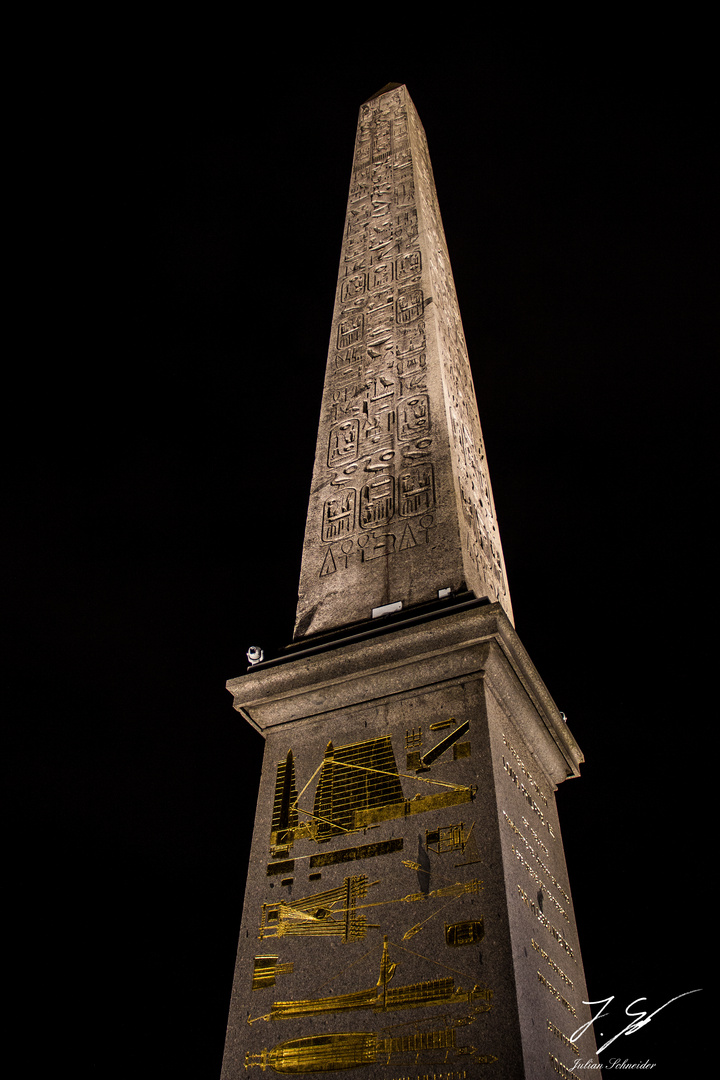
[571,990,702,1055]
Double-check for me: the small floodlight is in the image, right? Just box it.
[247,646,264,666]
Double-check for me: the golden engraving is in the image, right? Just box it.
[252,956,294,991]
[415,721,470,771]
[453,742,471,760]
[455,823,481,867]
[260,937,493,1021]
[502,731,549,807]
[245,1024,491,1072]
[517,886,575,961]
[532,939,574,989]
[429,717,457,732]
[259,876,378,941]
[270,750,299,856]
[511,845,569,922]
[310,837,403,868]
[425,822,482,866]
[266,860,294,877]
[445,920,485,947]
[521,815,550,858]
[503,811,569,902]
[548,1052,582,1079]
[502,758,556,838]
[547,1019,580,1056]
[273,736,475,848]
[426,823,465,854]
[405,728,423,749]
[314,738,404,841]
[353,785,475,829]
[402,880,484,941]
[537,971,576,1015]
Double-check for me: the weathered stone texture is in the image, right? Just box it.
[294,85,513,640]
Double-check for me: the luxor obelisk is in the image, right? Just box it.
[221,84,600,1079]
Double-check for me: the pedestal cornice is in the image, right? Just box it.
[226,602,583,787]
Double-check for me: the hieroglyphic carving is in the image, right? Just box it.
[405,101,511,614]
[425,823,467,854]
[297,86,446,612]
[405,728,423,749]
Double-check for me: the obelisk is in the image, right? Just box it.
[221,84,600,1079]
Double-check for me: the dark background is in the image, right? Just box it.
[8,29,713,1079]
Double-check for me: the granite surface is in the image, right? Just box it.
[294,84,513,641]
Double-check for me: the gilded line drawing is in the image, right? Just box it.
[251,937,492,1022]
[252,956,294,991]
[445,921,485,947]
[259,875,484,945]
[245,1024,497,1073]
[407,721,470,772]
[259,876,377,942]
[429,717,456,732]
[269,736,476,855]
[401,880,484,941]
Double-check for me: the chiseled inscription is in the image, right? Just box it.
[389,1073,467,1080]
[397,393,430,440]
[522,814,550,858]
[322,490,356,541]
[537,971,576,1015]
[549,1053,582,1080]
[396,286,424,323]
[547,1019,580,1056]
[317,514,436,577]
[512,845,569,922]
[309,837,403,868]
[327,419,360,468]
[503,758,556,838]
[517,885,575,961]
[398,464,434,516]
[337,311,365,349]
[502,732,549,806]
[359,475,394,529]
[532,939,575,990]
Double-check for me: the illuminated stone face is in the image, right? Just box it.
[294,84,513,640]
[222,85,598,1080]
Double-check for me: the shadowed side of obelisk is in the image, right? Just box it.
[293,84,513,641]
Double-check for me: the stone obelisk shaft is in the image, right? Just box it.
[221,85,599,1080]
[294,84,513,640]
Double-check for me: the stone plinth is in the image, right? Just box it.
[221,603,599,1078]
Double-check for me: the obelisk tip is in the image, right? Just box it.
[363,82,404,103]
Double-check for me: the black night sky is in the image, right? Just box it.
[8,31,713,1079]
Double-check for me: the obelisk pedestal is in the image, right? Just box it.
[221,84,600,1079]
